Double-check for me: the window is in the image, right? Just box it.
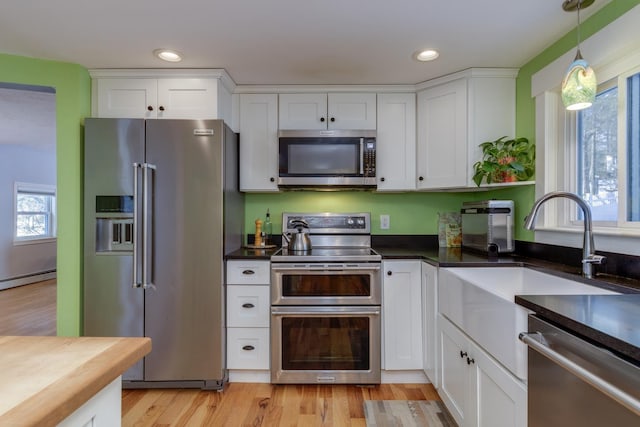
[557,67,640,232]
[15,183,56,242]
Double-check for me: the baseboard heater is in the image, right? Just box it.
[0,270,56,291]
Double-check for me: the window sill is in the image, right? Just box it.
[533,227,640,256]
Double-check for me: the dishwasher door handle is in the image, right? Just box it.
[519,332,640,416]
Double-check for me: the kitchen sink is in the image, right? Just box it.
[438,267,619,381]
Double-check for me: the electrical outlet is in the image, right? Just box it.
[380,214,390,230]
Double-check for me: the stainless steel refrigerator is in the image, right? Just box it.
[83,118,243,389]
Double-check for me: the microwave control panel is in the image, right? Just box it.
[363,138,376,177]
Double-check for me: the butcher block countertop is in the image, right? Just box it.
[0,335,151,427]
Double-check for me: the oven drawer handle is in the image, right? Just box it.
[272,309,381,316]
[242,269,255,275]
[242,303,255,309]
[242,345,255,351]
[519,332,640,416]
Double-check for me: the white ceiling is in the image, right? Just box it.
[0,0,611,86]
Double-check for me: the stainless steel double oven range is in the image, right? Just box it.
[270,212,382,384]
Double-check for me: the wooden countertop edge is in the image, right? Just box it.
[1,337,151,427]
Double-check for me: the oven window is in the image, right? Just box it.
[281,274,371,297]
[281,317,370,371]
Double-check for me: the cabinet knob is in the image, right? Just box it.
[467,357,475,365]
[147,106,154,111]
[419,176,424,181]
[320,117,326,122]
[330,117,335,122]
[242,303,255,309]
[380,177,385,182]
[270,177,275,182]
[460,350,467,358]
[242,345,255,351]
[159,106,165,111]
[387,271,392,276]
[242,270,255,275]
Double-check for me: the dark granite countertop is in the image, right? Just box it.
[226,247,279,260]
[516,294,640,364]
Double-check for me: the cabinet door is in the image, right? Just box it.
[382,260,423,370]
[417,78,468,189]
[156,78,218,119]
[422,262,438,387]
[376,93,416,191]
[438,314,472,427]
[96,78,158,118]
[239,94,279,191]
[278,93,328,130]
[327,93,377,130]
[469,339,527,427]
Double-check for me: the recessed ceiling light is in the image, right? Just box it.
[153,49,183,62]
[414,49,440,62]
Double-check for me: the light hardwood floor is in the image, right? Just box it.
[0,279,56,336]
[1,280,442,426]
[122,382,441,426]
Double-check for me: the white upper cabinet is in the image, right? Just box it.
[239,94,279,192]
[416,69,517,189]
[376,93,417,191]
[279,93,377,130]
[90,69,234,123]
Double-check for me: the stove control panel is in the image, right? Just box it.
[283,213,371,234]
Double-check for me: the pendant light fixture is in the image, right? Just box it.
[561,0,597,111]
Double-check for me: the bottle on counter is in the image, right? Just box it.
[264,209,273,246]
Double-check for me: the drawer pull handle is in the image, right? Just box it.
[242,303,255,309]
[242,270,255,275]
[242,345,255,351]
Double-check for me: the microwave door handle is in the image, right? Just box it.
[359,138,364,174]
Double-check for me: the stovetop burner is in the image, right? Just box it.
[273,212,380,263]
[272,247,381,263]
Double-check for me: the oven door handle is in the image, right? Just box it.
[272,307,380,316]
[272,265,381,272]
[519,332,640,416]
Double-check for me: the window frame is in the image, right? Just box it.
[14,182,57,244]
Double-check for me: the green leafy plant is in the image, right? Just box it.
[472,136,535,186]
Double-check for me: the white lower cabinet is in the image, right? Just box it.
[438,314,526,427]
[422,262,438,387]
[227,327,270,370]
[58,376,122,427]
[226,260,270,381]
[382,260,423,370]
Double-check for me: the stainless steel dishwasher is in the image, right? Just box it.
[520,316,640,426]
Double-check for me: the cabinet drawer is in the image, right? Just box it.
[226,260,270,284]
[227,285,270,327]
[227,327,270,370]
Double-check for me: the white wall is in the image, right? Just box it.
[0,84,56,287]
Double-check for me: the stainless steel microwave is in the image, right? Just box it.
[278,130,376,188]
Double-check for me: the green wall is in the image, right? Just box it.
[0,54,91,336]
[0,0,636,336]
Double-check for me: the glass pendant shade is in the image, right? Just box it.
[562,51,597,110]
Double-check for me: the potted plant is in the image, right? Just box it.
[472,136,535,186]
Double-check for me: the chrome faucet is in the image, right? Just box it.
[524,191,606,279]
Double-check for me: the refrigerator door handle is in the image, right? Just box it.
[142,163,157,290]
[132,163,142,288]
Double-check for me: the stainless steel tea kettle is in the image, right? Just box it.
[282,219,312,252]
